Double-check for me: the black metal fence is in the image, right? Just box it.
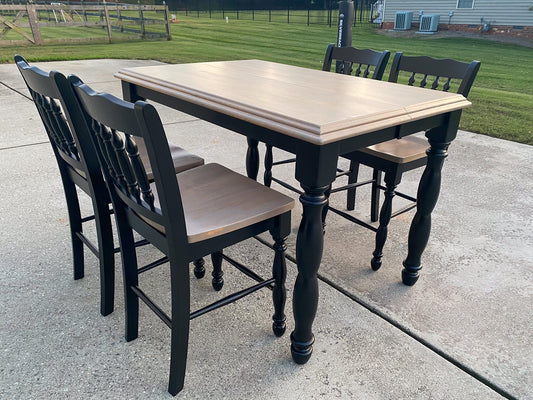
[1,0,378,27]
[169,0,375,26]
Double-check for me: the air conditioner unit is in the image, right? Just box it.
[394,11,413,30]
[419,14,440,32]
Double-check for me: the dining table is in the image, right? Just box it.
[115,59,471,365]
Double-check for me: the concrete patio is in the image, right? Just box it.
[0,59,531,399]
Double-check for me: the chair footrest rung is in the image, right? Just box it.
[75,231,99,256]
[271,177,303,195]
[272,158,296,166]
[335,169,351,178]
[393,191,417,203]
[327,206,378,232]
[190,278,275,320]
[376,185,417,203]
[114,238,152,254]
[330,178,375,194]
[131,285,172,328]
[138,255,169,274]
[81,206,113,224]
[134,238,150,248]
[80,214,96,223]
[390,203,417,218]
[221,253,272,289]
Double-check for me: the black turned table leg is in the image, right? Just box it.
[402,139,450,285]
[246,138,259,180]
[291,185,329,364]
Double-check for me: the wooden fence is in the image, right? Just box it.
[0,3,171,45]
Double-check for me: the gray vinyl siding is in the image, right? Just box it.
[383,0,533,26]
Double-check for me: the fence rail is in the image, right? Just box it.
[0,2,171,44]
[171,0,375,27]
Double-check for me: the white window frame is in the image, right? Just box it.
[457,0,475,9]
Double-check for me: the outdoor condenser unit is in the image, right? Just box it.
[419,14,440,32]
[394,11,413,30]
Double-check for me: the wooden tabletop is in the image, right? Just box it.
[115,60,471,145]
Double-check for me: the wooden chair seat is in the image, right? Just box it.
[137,139,204,180]
[74,140,203,180]
[141,163,295,243]
[359,136,428,164]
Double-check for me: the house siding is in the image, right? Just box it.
[382,0,533,27]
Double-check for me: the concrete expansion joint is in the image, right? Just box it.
[0,80,33,101]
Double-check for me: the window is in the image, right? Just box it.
[457,0,475,8]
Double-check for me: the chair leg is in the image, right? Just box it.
[246,138,259,181]
[62,179,84,280]
[210,251,224,291]
[193,258,205,279]
[94,202,115,317]
[271,233,288,337]
[346,160,360,211]
[168,261,191,396]
[117,220,139,342]
[371,172,398,271]
[370,169,383,222]
[264,144,273,187]
[168,329,188,396]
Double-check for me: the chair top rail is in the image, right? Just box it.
[388,52,481,96]
[322,43,391,80]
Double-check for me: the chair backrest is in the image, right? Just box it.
[387,52,481,97]
[68,76,188,247]
[322,43,391,80]
[15,55,104,193]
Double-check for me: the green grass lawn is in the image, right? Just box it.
[1,16,531,144]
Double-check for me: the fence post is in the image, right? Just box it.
[26,3,42,45]
[328,0,332,28]
[163,2,171,40]
[117,3,123,31]
[138,0,145,38]
[103,0,112,42]
[80,0,87,22]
